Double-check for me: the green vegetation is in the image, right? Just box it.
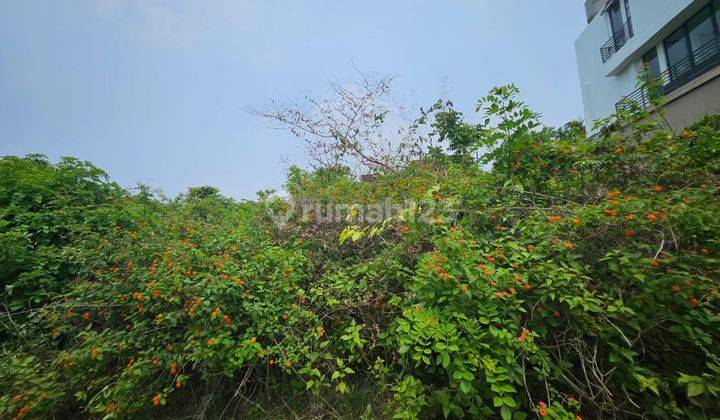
[1,86,719,419]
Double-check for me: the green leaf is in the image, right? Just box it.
[687,383,705,398]
[500,405,512,420]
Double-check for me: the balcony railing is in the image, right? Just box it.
[601,19,634,63]
[616,35,720,112]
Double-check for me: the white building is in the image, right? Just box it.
[576,0,720,132]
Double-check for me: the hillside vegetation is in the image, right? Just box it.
[1,86,720,419]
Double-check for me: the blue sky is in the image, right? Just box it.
[0,1,586,199]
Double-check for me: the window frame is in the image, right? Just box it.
[662,2,720,79]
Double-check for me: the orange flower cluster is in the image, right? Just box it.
[518,327,531,342]
[537,401,547,416]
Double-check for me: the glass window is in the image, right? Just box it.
[715,0,720,31]
[665,27,691,77]
[642,48,661,78]
[609,1,627,47]
[608,1,623,32]
[687,6,716,64]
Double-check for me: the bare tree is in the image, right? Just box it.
[251,72,432,174]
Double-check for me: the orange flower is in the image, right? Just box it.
[133,292,144,302]
[625,229,633,238]
[671,285,681,293]
[572,218,581,225]
[170,362,177,375]
[153,289,161,299]
[603,209,617,216]
[206,338,214,346]
[564,242,574,250]
[646,213,657,221]
[518,327,530,341]
[523,283,531,291]
[439,272,451,280]
[285,360,293,368]
[614,147,622,155]
[82,312,91,321]
[539,408,548,416]
[626,214,634,221]
[547,215,561,223]
[152,395,160,406]
[690,297,698,309]
[653,185,664,192]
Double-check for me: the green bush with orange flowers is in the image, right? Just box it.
[1,85,720,419]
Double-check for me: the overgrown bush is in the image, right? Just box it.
[1,87,719,419]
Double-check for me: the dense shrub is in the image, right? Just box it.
[0,155,128,312]
[1,89,719,419]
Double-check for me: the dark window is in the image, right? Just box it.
[665,26,691,77]
[687,5,716,64]
[608,1,629,48]
[642,48,661,78]
[715,0,720,30]
[609,1,623,34]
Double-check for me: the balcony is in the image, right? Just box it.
[616,35,720,112]
[600,19,633,63]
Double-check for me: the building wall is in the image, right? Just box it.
[663,68,720,130]
[575,17,639,132]
[575,0,705,133]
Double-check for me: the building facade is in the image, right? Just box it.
[576,0,720,132]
